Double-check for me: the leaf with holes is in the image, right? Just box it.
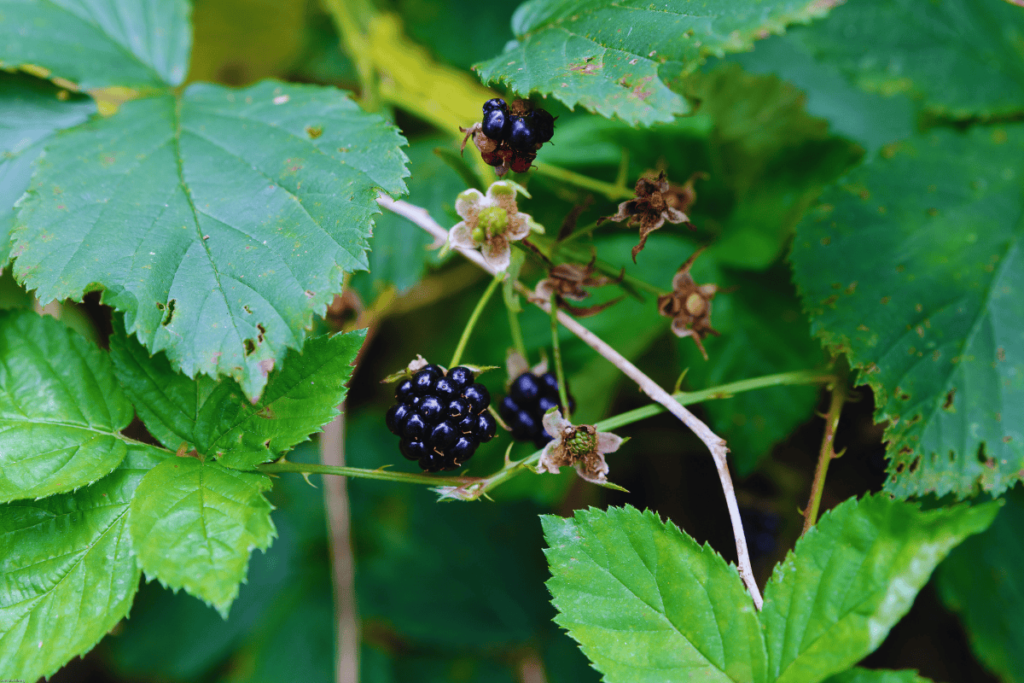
[0,73,95,266]
[543,505,767,683]
[0,445,165,682]
[784,0,1024,120]
[128,458,276,616]
[109,318,365,470]
[791,126,1024,498]
[474,0,842,126]
[937,487,1024,683]
[12,80,408,400]
[0,0,191,89]
[0,309,133,503]
[759,494,998,683]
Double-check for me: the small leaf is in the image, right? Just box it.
[0,0,192,89]
[760,493,999,683]
[543,505,767,683]
[110,319,365,470]
[13,80,408,399]
[791,126,1024,498]
[937,487,1024,683]
[128,458,277,617]
[0,73,95,266]
[474,0,841,126]
[0,445,166,681]
[0,309,133,503]
[824,669,934,683]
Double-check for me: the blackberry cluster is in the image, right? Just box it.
[479,98,556,173]
[499,371,575,449]
[385,365,497,472]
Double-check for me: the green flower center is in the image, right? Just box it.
[478,205,509,238]
[567,428,596,458]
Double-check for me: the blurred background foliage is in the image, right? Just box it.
[39,0,1007,681]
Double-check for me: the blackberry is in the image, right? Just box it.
[482,108,510,142]
[502,371,575,449]
[386,365,494,472]
[529,109,556,144]
[482,98,507,114]
[508,116,536,152]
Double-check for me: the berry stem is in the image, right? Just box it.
[801,374,848,536]
[449,272,503,368]
[548,292,572,421]
[531,161,634,201]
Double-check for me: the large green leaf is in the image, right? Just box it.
[759,494,999,683]
[0,309,133,503]
[937,487,1024,683]
[824,669,933,683]
[110,318,365,469]
[0,0,192,89]
[12,79,407,400]
[788,0,1024,120]
[474,0,840,126]
[0,445,165,682]
[0,73,95,265]
[791,126,1024,498]
[543,505,766,683]
[128,458,276,616]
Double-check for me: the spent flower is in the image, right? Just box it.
[536,409,623,484]
[448,181,533,272]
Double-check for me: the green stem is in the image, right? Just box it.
[531,162,634,201]
[549,292,571,421]
[260,369,834,496]
[449,272,503,368]
[801,380,847,535]
[506,295,528,360]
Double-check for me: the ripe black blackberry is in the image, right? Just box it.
[499,371,575,449]
[386,365,496,472]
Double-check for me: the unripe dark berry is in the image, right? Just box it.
[508,116,536,152]
[482,98,507,114]
[476,412,497,442]
[429,421,458,450]
[447,398,469,420]
[510,372,541,406]
[400,438,429,461]
[447,366,475,389]
[395,379,416,403]
[403,413,428,439]
[510,151,535,174]
[419,396,444,423]
[482,109,510,142]
[463,383,490,413]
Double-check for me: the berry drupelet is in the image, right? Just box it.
[466,98,556,175]
[386,365,496,472]
[499,371,575,449]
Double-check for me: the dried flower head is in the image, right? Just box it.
[532,256,624,317]
[657,247,720,360]
[600,171,696,261]
[448,181,533,272]
[536,409,623,484]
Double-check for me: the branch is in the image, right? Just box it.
[801,381,847,536]
[376,193,764,610]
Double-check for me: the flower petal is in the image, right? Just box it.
[537,442,563,475]
[481,238,512,272]
[534,279,556,301]
[597,432,623,455]
[575,453,609,483]
[506,213,531,241]
[664,207,690,225]
[542,408,573,438]
[449,222,479,249]
[487,181,519,215]
[455,189,485,222]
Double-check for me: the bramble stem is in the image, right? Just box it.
[449,272,503,368]
[259,460,473,486]
[506,294,529,360]
[549,292,572,421]
[802,380,847,536]
[531,162,634,201]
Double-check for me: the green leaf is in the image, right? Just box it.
[128,458,276,617]
[12,79,408,400]
[937,486,1024,683]
[0,0,191,89]
[785,0,1024,120]
[0,73,95,266]
[543,505,767,683]
[474,0,840,126]
[0,445,165,682]
[791,126,1024,498]
[759,493,999,683]
[0,309,133,503]
[824,669,933,683]
[110,319,364,469]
